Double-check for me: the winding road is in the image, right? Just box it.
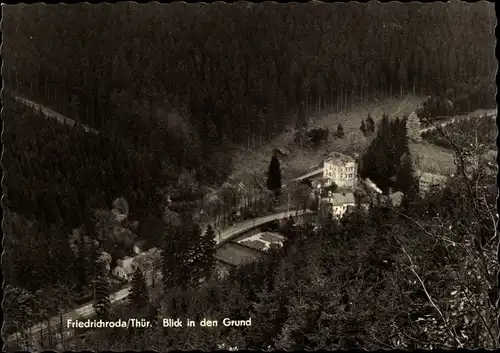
[419,110,496,134]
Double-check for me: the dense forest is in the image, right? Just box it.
[1,1,497,350]
[2,2,496,146]
[2,96,165,290]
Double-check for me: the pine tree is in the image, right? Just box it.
[266,154,282,197]
[186,222,205,285]
[162,223,181,291]
[92,258,111,319]
[395,153,420,205]
[361,114,404,194]
[162,221,198,291]
[282,216,296,238]
[336,124,344,138]
[360,120,367,136]
[199,225,216,281]
[295,103,308,130]
[130,268,149,309]
[366,113,375,133]
[380,113,391,133]
[294,103,309,148]
[406,111,422,142]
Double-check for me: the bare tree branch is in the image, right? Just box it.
[393,235,464,348]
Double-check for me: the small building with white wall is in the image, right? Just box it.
[114,257,137,282]
[417,171,448,194]
[319,191,356,218]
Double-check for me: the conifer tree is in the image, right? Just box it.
[282,216,296,239]
[130,268,149,309]
[199,224,216,281]
[336,124,344,138]
[360,120,367,136]
[186,222,205,285]
[92,258,111,319]
[295,103,308,130]
[162,221,198,291]
[406,111,422,142]
[361,114,407,194]
[266,154,282,197]
[294,103,309,148]
[395,153,420,205]
[366,113,375,133]
[162,223,181,291]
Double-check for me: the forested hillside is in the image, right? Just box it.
[2,96,166,299]
[1,2,496,350]
[2,97,163,225]
[3,2,495,148]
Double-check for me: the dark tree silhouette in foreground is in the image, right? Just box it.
[266,154,282,197]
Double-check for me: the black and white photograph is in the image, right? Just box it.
[1,1,498,351]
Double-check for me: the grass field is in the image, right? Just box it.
[409,141,457,175]
[230,94,459,184]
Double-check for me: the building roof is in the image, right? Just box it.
[133,239,148,254]
[324,152,355,166]
[358,195,372,204]
[323,192,355,206]
[118,257,136,276]
[238,232,285,252]
[418,172,448,185]
[389,191,404,206]
[215,243,261,267]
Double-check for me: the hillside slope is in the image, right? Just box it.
[230,95,453,184]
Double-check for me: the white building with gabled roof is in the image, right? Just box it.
[322,152,358,189]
